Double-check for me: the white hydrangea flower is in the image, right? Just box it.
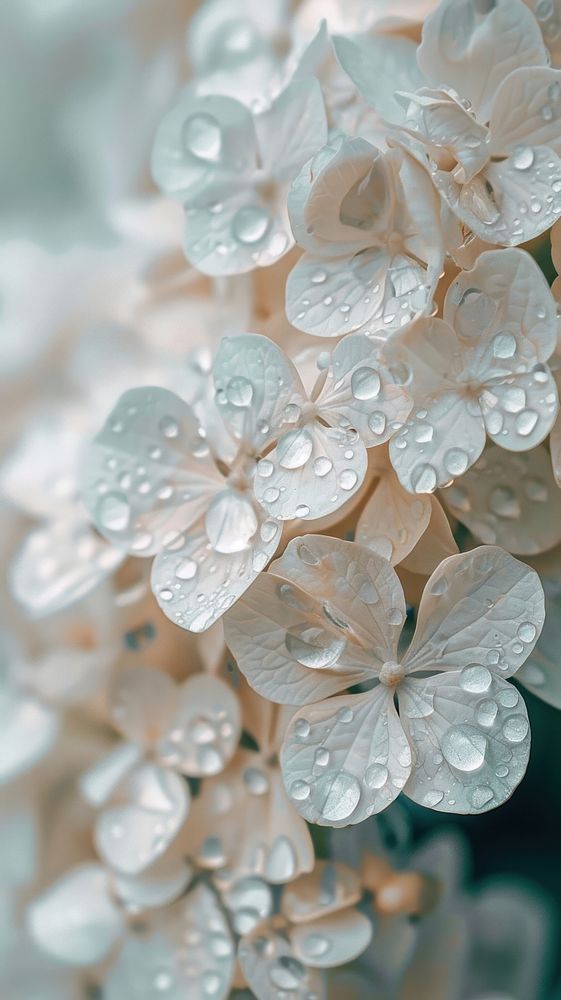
[526,0,561,67]
[151,78,328,274]
[225,536,544,821]
[387,248,559,494]
[181,683,314,885]
[80,664,240,874]
[285,136,444,338]
[238,860,372,1000]
[81,333,409,630]
[393,0,561,244]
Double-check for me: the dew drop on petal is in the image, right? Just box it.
[518,622,537,643]
[277,428,313,469]
[460,665,492,693]
[313,456,333,477]
[365,763,389,789]
[351,366,381,400]
[412,464,437,493]
[295,719,310,739]
[315,771,361,822]
[159,416,179,439]
[441,725,487,772]
[502,714,529,743]
[423,789,444,807]
[226,376,254,408]
[444,448,469,477]
[470,785,494,809]
[492,331,517,359]
[97,491,130,532]
[175,558,197,580]
[291,779,311,800]
[476,699,498,727]
[368,411,387,436]
[232,205,271,245]
[182,113,222,161]
[339,469,358,491]
[285,627,347,669]
[512,147,535,171]
[515,410,538,436]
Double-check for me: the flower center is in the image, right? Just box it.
[379,660,404,687]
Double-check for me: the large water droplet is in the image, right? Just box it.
[226,376,254,408]
[205,491,258,553]
[492,331,516,359]
[444,448,469,477]
[512,146,535,171]
[313,456,332,477]
[470,784,494,809]
[412,464,437,493]
[233,205,271,245]
[98,491,131,532]
[315,771,361,822]
[285,627,346,669]
[502,714,529,743]
[365,763,388,789]
[182,113,222,161]
[441,724,487,772]
[351,366,381,400]
[277,428,313,469]
[460,664,492,693]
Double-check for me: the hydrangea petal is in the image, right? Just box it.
[291,909,373,969]
[403,546,544,676]
[333,34,425,125]
[80,742,144,808]
[156,673,241,776]
[389,390,486,493]
[356,462,432,566]
[109,666,177,745]
[212,333,305,450]
[151,91,258,203]
[9,519,125,618]
[282,860,362,923]
[224,571,374,705]
[113,856,193,911]
[317,334,412,446]
[151,502,282,632]
[435,146,561,244]
[418,0,548,121]
[28,864,124,966]
[281,687,412,826]
[81,386,223,557]
[442,444,561,555]
[399,495,458,576]
[490,67,561,156]
[271,534,407,661]
[255,420,368,521]
[0,688,59,784]
[255,78,328,179]
[95,762,189,875]
[239,923,326,1000]
[517,575,561,710]
[104,884,235,1000]
[399,671,530,814]
[444,248,558,369]
[480,368,558,451]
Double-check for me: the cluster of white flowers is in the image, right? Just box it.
[3,0,561,997]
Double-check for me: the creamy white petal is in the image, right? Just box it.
[291,908,372,968]
[156,673,240,776]
[480,368,558,451]
[333,34,424,124]
[441,444,561,555]
[81,386,223,557]
[28,864,124,966]
[108,666,177,745]
[151,500,282,632]
[356,465,432,566]
[239,922,326,1000]
[255,78,328,180]
[490,67,561,157]
[400,671,530,814]
[281,687,412,826]
[95,762,189,875]
[403,546,544,676]
[418,0,548,121]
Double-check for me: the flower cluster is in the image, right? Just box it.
[3,0,561,997]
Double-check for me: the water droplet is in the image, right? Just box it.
[205,491,258,553]
[243,767,269,795]
[476,699,498,727]
[495,763,509,778]
[339,469,358,491]
[291,779,311,800]
[304,933,330,958]
[315,771,361,821]
[175,558,197,580]
[502,714,529,743]
[159,416,179,439]
[517,621,537,643]
[311,268,326,284]
[460,664,492,693]
[285,627,346,669]
[313,456,332,477]
[444,448,469,477]
[232,205,271,245]
[368,411,387,436]
[515,409,538,436]
[498,687,518,708]
[269,956,306,991]
[492,331,516,358]
[295,719,310,739]
[336,707,354,723]
[226,376,254,408]
[414,423,434,443]
[365,763,388,788]
[277,428,313,469]
[441,724,487,771]
[412,464,437,493]
[315,747,330,767]
[489,485,520,519]
[470,785,494,809]
[512,147,535,171]
[182,112,222,161]
[267,836,296,882]
[296,504,310,517]
[541,104,554,121]
[97,491,131,532]
[351,366,381,400]
[264,487,280,503]
[423,789,444,807]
